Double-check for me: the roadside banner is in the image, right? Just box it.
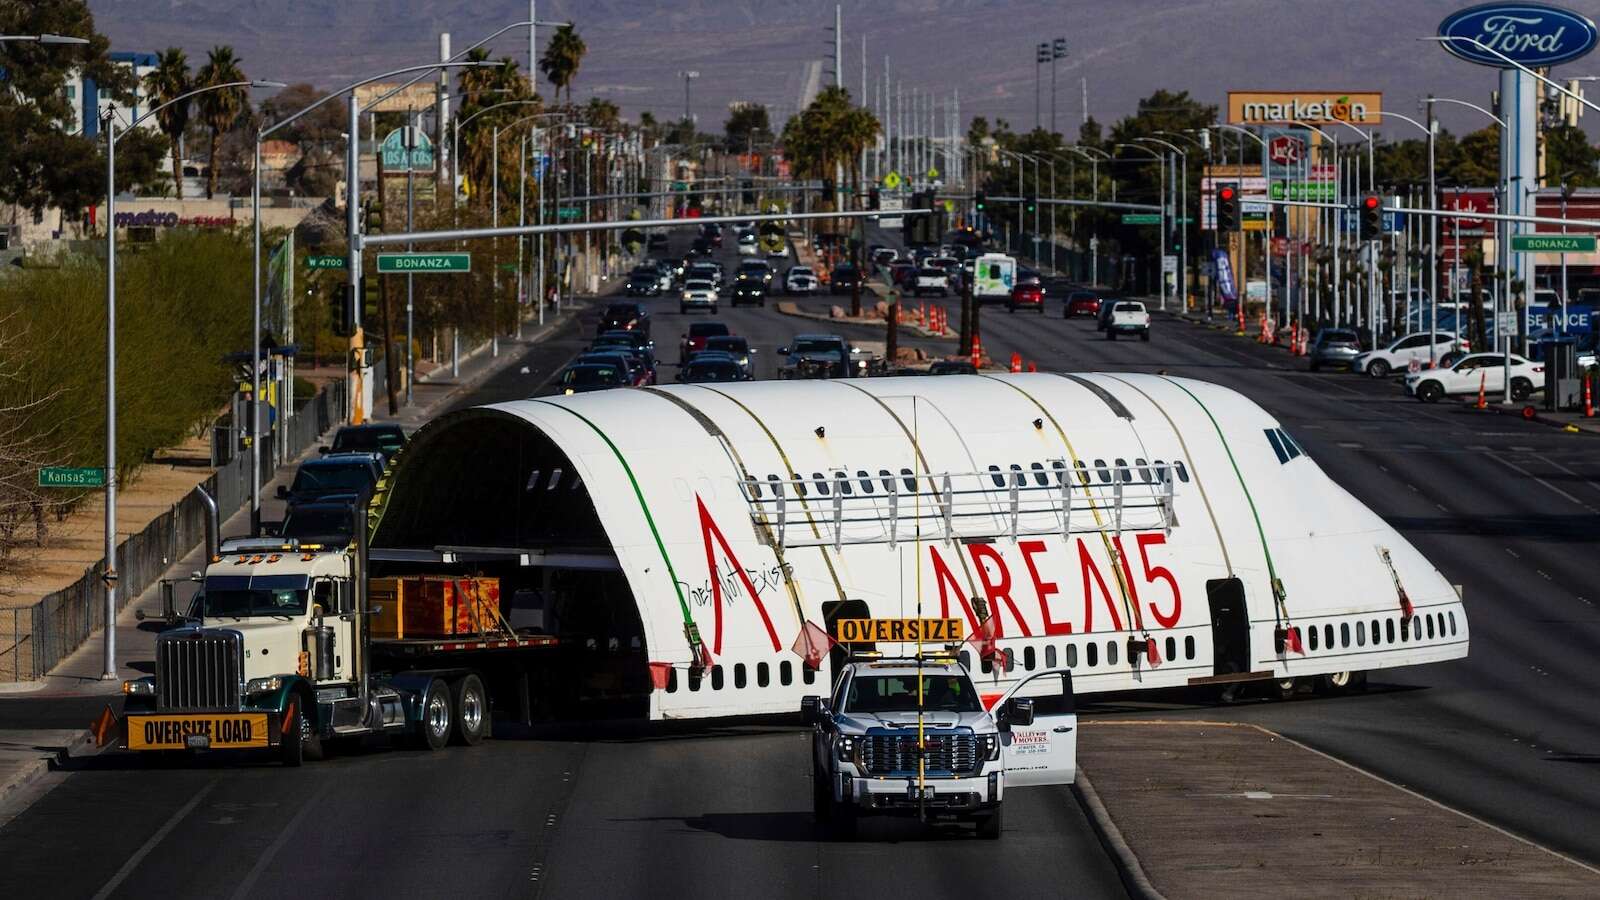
[1213,248,1237,303]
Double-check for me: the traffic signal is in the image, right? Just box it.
[1025,198,1037,214]
[364,199,384,234]
[1216,182,1241,232]
[333,284,355,337]
[868,187,881,209]
[975,190,987,212]
[1359,193,1383,240]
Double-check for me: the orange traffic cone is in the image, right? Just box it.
[1475,370,1488,410]
[1586,375,1594,418]
[1027,361,1037,373]
[1009,352,1022,373]
[971,336,983,369]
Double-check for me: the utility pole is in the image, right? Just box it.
[1034,43,1046,131]
[1050,37,1066,135]
[834,5,842,87]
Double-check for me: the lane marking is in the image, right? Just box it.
[1506,548,1520,559]
[91,779,219,900]
[230,778,336,900]
[1484,452,1598,513]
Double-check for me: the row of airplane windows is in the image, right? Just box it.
[748,458,1192,500]
[662,610,1460,695]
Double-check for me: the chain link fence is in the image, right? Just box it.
[0,382,346,682]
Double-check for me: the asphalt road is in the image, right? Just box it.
[8,225,1598,893]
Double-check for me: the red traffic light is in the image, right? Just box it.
[1363,195,1380,210]
[1219,186,1236,201]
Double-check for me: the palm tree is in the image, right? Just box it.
[143,48,192,199]
[195,46,247,199]
[538,24,587,105]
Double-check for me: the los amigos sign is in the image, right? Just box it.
[1438,3,1598,67]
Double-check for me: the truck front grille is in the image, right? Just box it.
[156,629,243,711]
[861,732,979,776]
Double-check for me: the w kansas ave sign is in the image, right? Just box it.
[1439,3,1599,67]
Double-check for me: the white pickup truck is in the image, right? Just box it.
[1107,300,1151,341]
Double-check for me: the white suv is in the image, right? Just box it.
[1405,352,1543,402]
[1352,332,1464,378]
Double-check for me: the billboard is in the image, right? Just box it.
[1228,91,1383,126]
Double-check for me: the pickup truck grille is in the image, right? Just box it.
[156,629,243,711]
[861,732,980,776]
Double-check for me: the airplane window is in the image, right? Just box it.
[1151,459,1167,483]
[899,468,917,492]
[779,661,792,686]
[1031,462,1049,486]
[1449,611,1457,636]
[1045,645,1057,668]
[1371,619,1381,645]
[712,665,726,690]
[1086,642,1098,667]
[790,474,807,498]
[980,657,992,675]
[802,666,816,685]
[1309,625,1319,651]
[855,470,874,494]
[1050,460,1069,485]
[1003,648,1015,671]
[666,669,679,693]
[988,464,1005,487]
[1106,640,1118,665]
[1073,459,1091,485]
[1009,464,1025,486]
[812,473,830,495]
[734,664,748,689]
[765,474,783,497]
[1135,458,1153,482]
[835,472,852,495]
[879,469,895,493]
[525,468,542,492]
[547,468,564,490]
[1356,621,1366,647]
[1174,461,1191,482]
[1427,615,1436,640]
[1184,636,1195,660]
[1386,619,1396,645]
[1165,636,1177,662]
[747,479,762,499]
[1325,624,1335,649]
[1094,459,1111,483]
[1066,644,1079,668]
[1265,428,1289,464]
[1024,646,1036,671]
[1115,458,1132,483]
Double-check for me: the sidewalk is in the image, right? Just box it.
[6,301,583,700]
[1077,720,1600,898]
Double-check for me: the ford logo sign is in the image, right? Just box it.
[1438,3,1598,67]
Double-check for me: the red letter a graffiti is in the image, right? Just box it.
[697,495,781,655]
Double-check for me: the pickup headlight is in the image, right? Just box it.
[245,676,284,696]
[835,734,857,762]
[981,733,1000,760]
[122,677,156,696]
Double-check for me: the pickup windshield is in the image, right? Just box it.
[793,339,843,354]
[845,674,981,714]
[203,574,310,617]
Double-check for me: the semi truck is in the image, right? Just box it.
[102,497,584,765]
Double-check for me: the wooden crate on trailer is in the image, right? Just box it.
[370,576,502,639]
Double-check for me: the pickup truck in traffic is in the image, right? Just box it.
[107,501,562,765]
[804,644,1077,839]
[1106,300,1151,341]
[778,334,872,379]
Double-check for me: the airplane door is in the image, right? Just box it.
[995,670,1077,787]
[1206,578,1250,677]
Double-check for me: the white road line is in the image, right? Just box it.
[1531,456,1600,500]
[1485,452,1598,512]
[1506,548,1520,559]
[91,779,220,900]
[230,777,337,900]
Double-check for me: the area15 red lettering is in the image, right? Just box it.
[926,534,1182,635]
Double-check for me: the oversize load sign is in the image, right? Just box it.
[836,618,965,644]
[127,713,269,750]
[1438,3,1599,68]
[1228,91,1383,126]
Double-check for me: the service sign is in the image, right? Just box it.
[1438,3,1599,68]
[835,618,964,644]
[1228,91,1382,126]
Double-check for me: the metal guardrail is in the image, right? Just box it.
[0,382,347,682]
[742,463,1175,551]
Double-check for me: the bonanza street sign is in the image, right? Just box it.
[1511,234,1597,253]
[376,253,471,273]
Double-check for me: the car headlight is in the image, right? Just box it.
[245,676,284,696]
[981,733,1000,760]
[122,677,156,696]
[835,734,857,762]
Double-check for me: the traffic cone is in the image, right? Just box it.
[971,336,982,369]
[1027,361,1037,373]
[1586,375,1595,418]
[1009,352,1022,373]
[1475,370,1488,410]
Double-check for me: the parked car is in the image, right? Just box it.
[1008,281,1045,313]
[1405,352,1543,402]
[1064,290,1103,318]
[680,279,719,314]
[698,335,755,378]
[829,265,860,295]
[680,321,731,361]
[785,266,819,295]
[1106,300,1151,341]
[1351,332,1464,378]
[278,453,384,508]
[624,266,662,297]
[553,362,630,394]
[1307,328,1362,372]
[598,302,651,337]
[321,423,406,465]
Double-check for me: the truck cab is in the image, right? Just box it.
[802,656,1077,839]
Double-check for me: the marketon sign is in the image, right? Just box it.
[1228,91,1383,126]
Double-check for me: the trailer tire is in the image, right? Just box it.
[1316,670,1367,696]
[415,678,453,751]
[451,674,490,746]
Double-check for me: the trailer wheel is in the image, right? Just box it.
[1316,670,1366,696]
[416,678,452,751]
[451,674,490,746]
